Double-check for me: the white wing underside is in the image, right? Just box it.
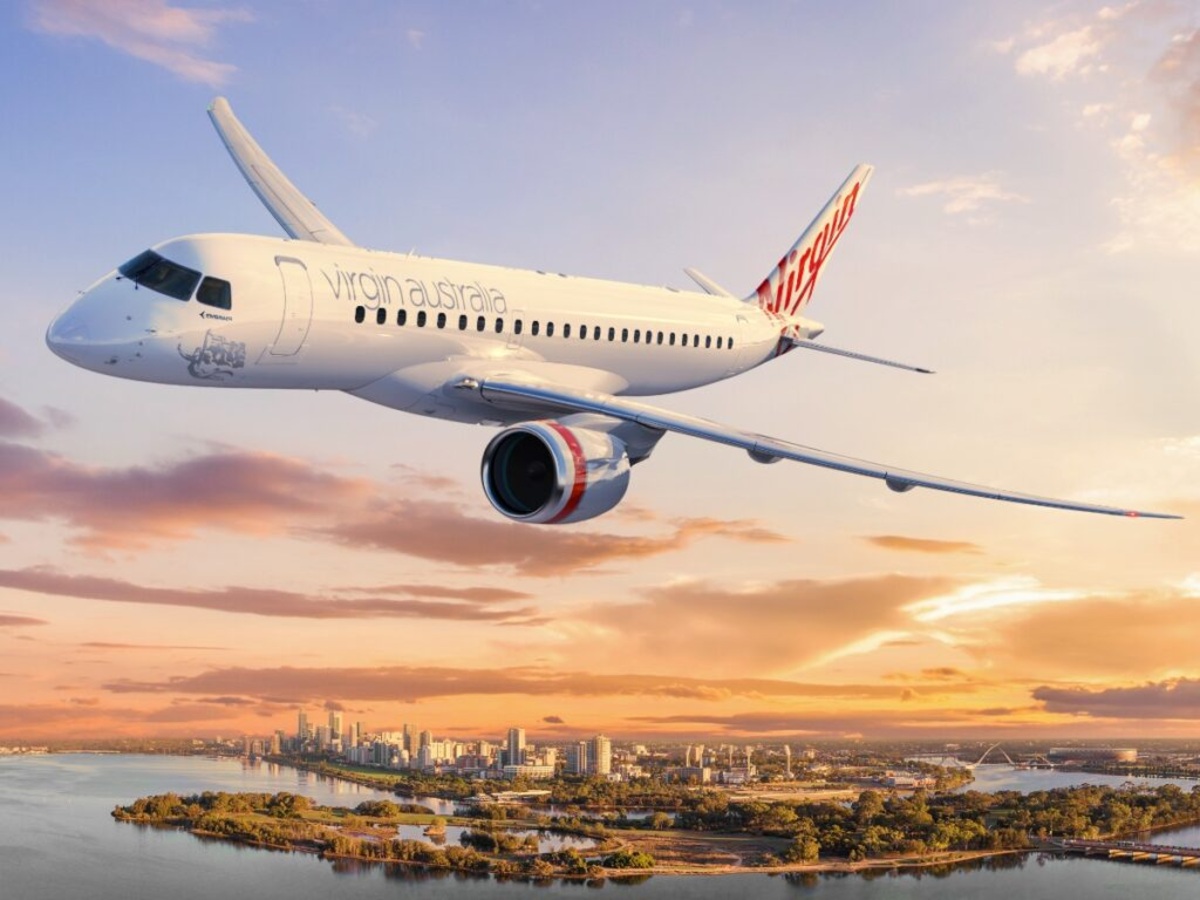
[208,97,354,247]
[472,375,1178,519]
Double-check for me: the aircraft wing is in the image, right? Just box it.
[208,97,354,247]
[472,376,1179,519]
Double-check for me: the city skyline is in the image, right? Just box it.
[1,1,1199,743]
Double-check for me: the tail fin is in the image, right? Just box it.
[749,164,873,318]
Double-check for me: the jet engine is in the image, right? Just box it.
[481,421,631,524]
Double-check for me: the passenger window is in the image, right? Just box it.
[515,319,523,335]
[657,332,664,345]
[564,324,571,339]
[354,306,365,323]
[546,322,555,337]
[458,314,468,330]
[729,337,735,349]
[531,321,540,336]
[376,308,387,325]
[494,317,503,333]
[437,312,447,329]
[608,327,615,341]
[669,333,675,346]
[633,329,640,343]
[622,328,629,343]
[595,326,602,341]
[417,311,427,327]
[717,337,723,349]
[477,316,486,332]
[197,276,232,310]
[397,308,407,326]
[705,336,712,349]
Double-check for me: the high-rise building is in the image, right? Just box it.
[566,740,590,775]
[297,710,309,742]
[402,724,414,755]
[506,727,526,767]
[329,711,343,741]
[419,730,433,750]
[590,735,612,776]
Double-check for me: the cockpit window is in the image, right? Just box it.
[118,250,201,302]
[197,276,232,310]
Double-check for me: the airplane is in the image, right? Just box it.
[46,98,1178,524]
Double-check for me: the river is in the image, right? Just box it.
[2,754,1200,899]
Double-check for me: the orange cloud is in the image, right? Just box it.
[579,575,959,673]
[863,535,983,555]
[102,664,946,705]
[0,568,545,624]
[319,505,788,576]
[0,614,47,627]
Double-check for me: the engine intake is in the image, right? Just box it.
[481,421,631,524]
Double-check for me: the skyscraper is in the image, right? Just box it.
[590,734,612,776]
[507,727,526,767]
[297,710,309,742]
[329,711,343,740]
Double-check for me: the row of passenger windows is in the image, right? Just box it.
[117,250,233,310]
[353,305,734,350]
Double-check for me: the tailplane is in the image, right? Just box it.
[749,164,873,318]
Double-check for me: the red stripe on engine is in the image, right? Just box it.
[546,423,587,523]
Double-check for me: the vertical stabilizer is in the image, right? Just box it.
[750,164,873,318]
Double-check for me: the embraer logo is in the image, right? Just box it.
[321,265,509,314]
[756,180,862,317]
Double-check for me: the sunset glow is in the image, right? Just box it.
[2,1,1198,745]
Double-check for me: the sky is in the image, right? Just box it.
[0,0,1198,746]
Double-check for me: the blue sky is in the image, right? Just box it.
[1,1,1198,741]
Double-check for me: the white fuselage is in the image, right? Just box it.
[48,234,784,425]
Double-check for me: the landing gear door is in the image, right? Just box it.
[269,256,313,357]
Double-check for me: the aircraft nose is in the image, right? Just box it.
[46,305,89,362]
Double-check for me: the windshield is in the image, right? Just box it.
[118,250,202,301]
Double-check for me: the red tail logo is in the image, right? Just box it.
[755,180,862,317]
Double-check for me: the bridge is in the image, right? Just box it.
[1052,837,1200,868]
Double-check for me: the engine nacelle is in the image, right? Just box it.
[481,421,631,524]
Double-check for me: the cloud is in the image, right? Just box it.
[991,587,1200,678]
[406,28,425,50]
[0,442,370,550]
[0,614,48,627]
[0,568,545,624]
[329,106,378,139]
[102,663,948,705]
[0,398,46,439]
[1015,26,1102,79]
[27,0,252,87]
[79,641,227,651]
[1034,678,1200,719]
[319,505,788,577]
[338,584,533,604]
[543,715,565,724]
[578,574,959,674]
[863,535,983,555]
[897,174,1029,217]
[998,4,1200,252]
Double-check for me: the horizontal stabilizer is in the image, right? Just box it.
[208,97,354,247]
[787,338,933,374]
[684,268,735,297]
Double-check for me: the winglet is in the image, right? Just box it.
[208,96,355,247]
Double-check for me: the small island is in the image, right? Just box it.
[113,780,1200,881]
